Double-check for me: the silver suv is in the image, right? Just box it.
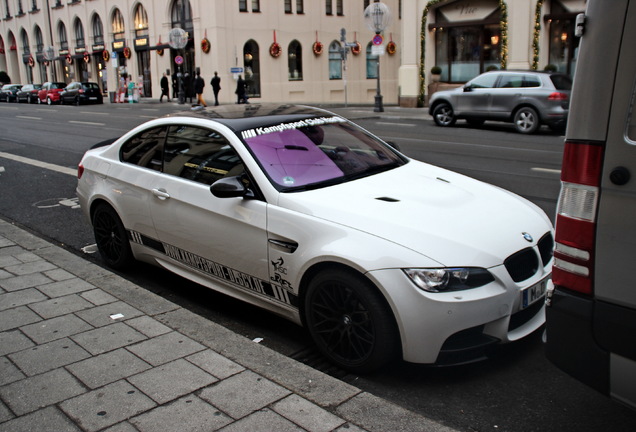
[428,70,571,134]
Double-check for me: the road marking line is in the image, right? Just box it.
[0,152,76,176]
[69,120,106,126]
[16,115,42,120]
[377,121,416,127]
[531,167,561,175]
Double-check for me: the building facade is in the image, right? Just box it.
[0,0,585,106]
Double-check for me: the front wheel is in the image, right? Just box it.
[514,107,540,134]
[92,204,134,270]
[432,102,457,127]
[47,97,53,105]
[304,269,399,373]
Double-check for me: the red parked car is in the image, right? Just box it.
[38,82,67,105]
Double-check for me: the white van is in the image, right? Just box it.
[545,0,636,409]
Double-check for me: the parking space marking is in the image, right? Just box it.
[376,122,416,127]
[0,152,76,176]
[16,115,42,120]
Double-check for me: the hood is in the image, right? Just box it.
[276,160,552,268]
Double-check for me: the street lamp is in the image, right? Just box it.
[364,2,391,112]
[168,27,188,104]
[44,46,56,81]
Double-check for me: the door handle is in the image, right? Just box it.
[152,188,171,199]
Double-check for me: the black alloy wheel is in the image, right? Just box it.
[305,269,399,373]
[92,204,134,270]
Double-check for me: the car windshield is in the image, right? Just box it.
[241,117,406,191]
[51,83,66,89]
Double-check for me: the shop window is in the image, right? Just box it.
[366,42,378,79]
[288,40,303,81]
[434,23,500,83]
[134,4,149,38]
[243,40,261,98]
[112,9,125,40]
[329,41,342,79]
[92,14,104,45]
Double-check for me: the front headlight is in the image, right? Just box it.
[404,267,494,293]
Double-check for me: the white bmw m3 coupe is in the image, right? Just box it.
[77,104,553,372]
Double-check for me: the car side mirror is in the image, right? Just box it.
[463,85,473,92]
[386,141,401,151]
[210,176,252,198]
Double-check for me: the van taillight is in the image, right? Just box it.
[553,141,604,295]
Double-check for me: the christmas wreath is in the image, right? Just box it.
[83,52,90,63]
[66,54,73,65]
[269,42,281,58]
[201,38,210,54]
[123,47,131,59]
[103,50,110,61]
[387,41,397,55]
[28,56,35,67]
[313,41,323,56]
[351,42,361,56]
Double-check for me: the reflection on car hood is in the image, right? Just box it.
[277,160,552,268]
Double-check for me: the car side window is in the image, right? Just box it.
[468,74,498,89]
[497,75,524,88]
[163,125,244,185]
[120,126,167,170]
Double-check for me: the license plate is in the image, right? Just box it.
[521,277,549,309]
[89,97,97,100]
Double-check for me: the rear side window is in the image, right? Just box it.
[498,75,524,88]
[549,74,572,90]
[120,126,167,170]
[163,125,243,185]
[83,83,100,90]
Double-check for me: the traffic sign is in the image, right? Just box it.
[175,55,184,65]
[372,34,384,46]
[230,67,244,74]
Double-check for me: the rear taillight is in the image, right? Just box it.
[553,140,604,295]
[78,164,84,179]
[548,92,568,101]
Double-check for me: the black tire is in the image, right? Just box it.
[75,97,80,106]
[304,269,399,373]
[514,106,540,134]
[432,102,457,127]
[92,204,134,270]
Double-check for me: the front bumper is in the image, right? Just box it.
[368,265,548,365]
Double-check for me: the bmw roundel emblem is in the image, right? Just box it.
[522,232,533,242]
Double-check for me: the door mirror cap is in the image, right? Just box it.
[210,176,248,198]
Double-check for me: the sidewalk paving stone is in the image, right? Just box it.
[127,331,206,366]
[8,337,90,376]
[66,348,152,389]
[71,321,147,355]
[21,314,94,344]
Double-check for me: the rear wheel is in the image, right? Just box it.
[304,269,399,373]
[75,97,80,106]
[432,102,457,127]
[514,106,540,134]
[92,204,134,270]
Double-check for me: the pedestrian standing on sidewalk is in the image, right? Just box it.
[194,71,207,107]
[235,75,247,104]
[211,72,221,106]
[160,73,171,102]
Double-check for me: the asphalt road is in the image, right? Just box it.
[1,101,635,432]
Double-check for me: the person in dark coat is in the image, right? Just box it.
[160,73,170,102]
[235,75,247,104]
[211,71,221,106]
[184,73,194,103]
[171,72,178,100]
[194,71,207,107]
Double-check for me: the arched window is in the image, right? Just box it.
[328,41,342,80]
[92,14,104,45]
[366,42,378,79]
[34,25,43,53]
[74,18,85,48]
[171,0,193,32]
[288,40,302,81]
[58,22,68,50]
[243,39,261,98]
[112,8,125,40]
[134,4,149,37]
[21,28,30,54]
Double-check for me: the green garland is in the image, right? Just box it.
[532,0,544,70]
[419,0,508,105]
